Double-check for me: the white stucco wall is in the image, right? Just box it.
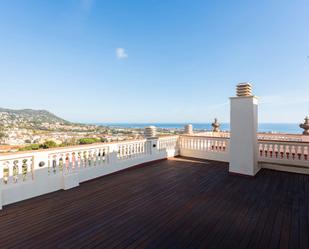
[229,96,259,176]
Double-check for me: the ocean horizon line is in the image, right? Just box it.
[90,122,303,134]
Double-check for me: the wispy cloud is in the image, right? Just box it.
[80,0,94,11]
[116,48,128,59]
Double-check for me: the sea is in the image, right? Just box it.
[96,123,303,134]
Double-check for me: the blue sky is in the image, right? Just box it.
[0,0,308,123]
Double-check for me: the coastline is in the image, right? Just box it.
[94,123,302,134]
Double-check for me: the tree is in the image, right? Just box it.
[0,132,5,139]
[78,138,100,145]
[19,144,40,151]
[100,138,108,143]
[40,140,58,149]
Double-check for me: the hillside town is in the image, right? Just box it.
[0,108,177,152]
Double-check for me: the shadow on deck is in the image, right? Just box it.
[0,157,308,249]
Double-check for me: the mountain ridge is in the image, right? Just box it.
[0,107,71,126]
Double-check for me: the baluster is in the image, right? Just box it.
[304,146,308,161]
[22,159,28,181]
[88,150,92,166]
[119,145,124,159]
[268,144,273,158]
[218,140,222,151]
[98,149,102,165]
[48,156,51,175]
[291,146,296,160]
[77,152,82,168]
[65,153,70,173]
[206,139,211,151]
[83,151,87,167]
[135,144,138,155]
[129,144,132,157]
[296,146,302,160]
[52,155,57,174]
[13,160,19,183]
[274,144,279,158]
[94,149,97,165]
[59,155,64,172]
[101,148,105,163]
[211,140,214,151]
[118,146,121,159]
[285,145,290,160]
[279,145,284,159]
[259,144,263,157]
[3,161,9,184]
[72,152,76,170]
[97,149,101,164]
[131,144,134,157]
[264,144,268,158]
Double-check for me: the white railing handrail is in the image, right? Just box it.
[193,131,307,142]
[158,135,179,140]
[258,139,309,146]
[0,139,144,157]
[180,134,230,141]
[0,136,182,158]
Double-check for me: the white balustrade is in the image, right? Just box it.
[158,136,179,151]
[179,135,230,162]
[117,140,147,160]
[0,155,34,186]
[48,145,109,175]
[0,136,179,209]
[258,140,309,167]
[180,135,229,153]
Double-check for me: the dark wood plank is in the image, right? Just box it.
[0,157,308,249]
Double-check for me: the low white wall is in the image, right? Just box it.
[77,150,178,183]
[0,137,179,209]
[179,149,229,162]
[2,172,62,206]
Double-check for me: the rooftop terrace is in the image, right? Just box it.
[1,157,309,249]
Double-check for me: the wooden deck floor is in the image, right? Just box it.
[1,157,309,249]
